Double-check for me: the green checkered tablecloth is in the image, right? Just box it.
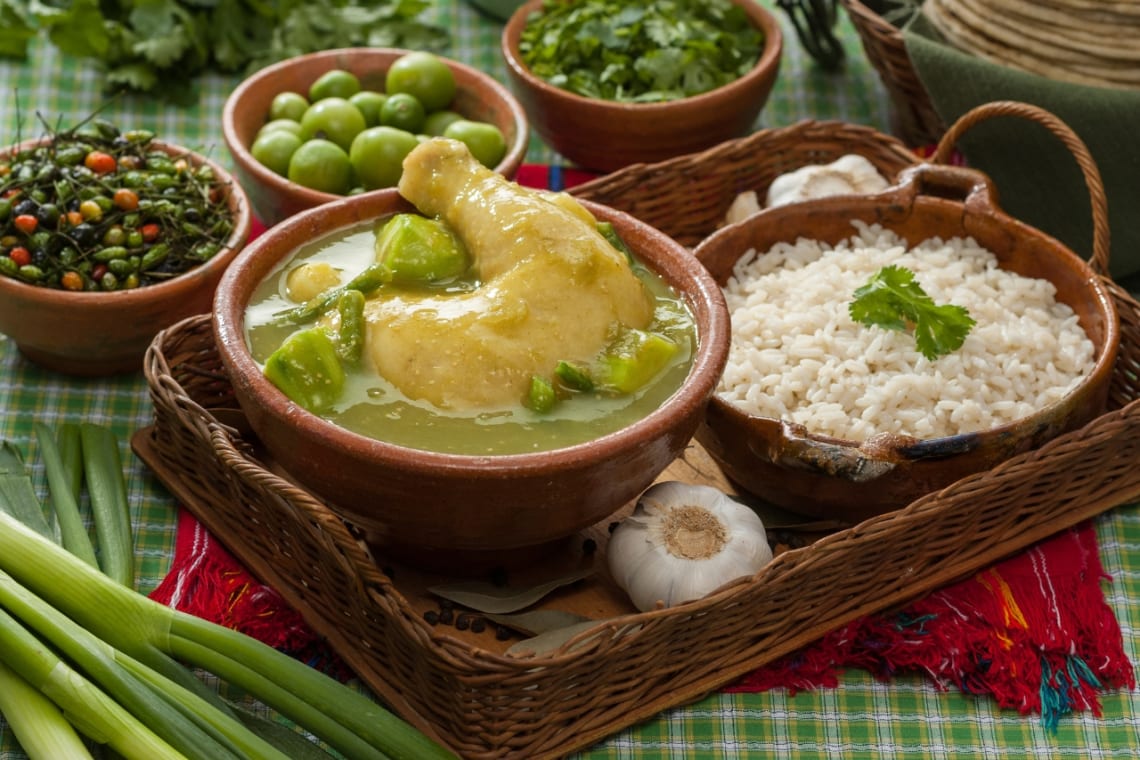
[2,2,1138,758]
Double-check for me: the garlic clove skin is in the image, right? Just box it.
[607,481,774,612]
[765,153,890,208]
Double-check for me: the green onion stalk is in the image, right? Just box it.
[0,605,183,759]
[0,508,456,760]
[0,660,94,760]
[0,567,288,760]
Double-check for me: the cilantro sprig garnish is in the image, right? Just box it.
[849,265,975,360]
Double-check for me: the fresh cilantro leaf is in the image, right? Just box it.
[0,0,36,59]
[15,0,449,100]
[849,264,976,360]
[519,0,764,103]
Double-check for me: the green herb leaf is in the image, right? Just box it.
[519,0,763,103]
[20,0,448,100]
[849,264,975,360]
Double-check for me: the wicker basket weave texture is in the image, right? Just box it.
[568,119,919,248]
[839,0,947,147]
[141,289,1140,759]
[135,113,1140,758]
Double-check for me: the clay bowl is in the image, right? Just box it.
[223,47,530,227]
[501,0,783,173]
[692,162,1120,523]
[213,189,731,568]
[0,138,251,376]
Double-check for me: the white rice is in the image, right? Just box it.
[717,221,1096,441]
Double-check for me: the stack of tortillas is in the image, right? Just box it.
[923,0,1140,90]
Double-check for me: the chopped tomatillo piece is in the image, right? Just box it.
[849,264,975,360]
[374,213,470,284]
[263,328,345,412]
[596,329,679,394]
[526,375,557,413]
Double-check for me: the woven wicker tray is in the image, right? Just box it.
[134,115,1140,759]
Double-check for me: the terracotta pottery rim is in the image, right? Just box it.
[221,46,531,210]
[0,137,252,308]
[501,0,784,116]
[693,180,1120,461]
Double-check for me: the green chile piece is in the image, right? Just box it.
[374,213,470,285]
[596,221,633,264]
[596,329,679,395]
[275,262,392,325]
[336,289,366,365]
[263,328,346,412]
[526,376,557,414]
[554,360,594,392]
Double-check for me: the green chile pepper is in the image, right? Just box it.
[555,360,594,392]
[335,289,366,365]
[525,376,557,414]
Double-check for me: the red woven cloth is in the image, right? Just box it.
[726,521,1136,730]
[153,164,1134,726]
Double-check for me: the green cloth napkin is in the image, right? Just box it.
[897,10,1140,291]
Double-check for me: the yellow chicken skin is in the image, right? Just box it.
[362,138,654,410]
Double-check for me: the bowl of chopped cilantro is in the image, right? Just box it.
[0,118,252,376]
[502,0,783,172]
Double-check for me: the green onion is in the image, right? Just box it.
[34,423,98,568]
[56,423,84,503]
[78,424,134,586]
[0,509,457,760]
[0,660,94,760]
[0,441,56,542]
[0,604,183,760]
[0,567,286,760]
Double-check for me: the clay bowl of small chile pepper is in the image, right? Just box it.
[0,121,251,376]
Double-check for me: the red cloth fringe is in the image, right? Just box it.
[148,509,350,680]
[727,522,1137,730]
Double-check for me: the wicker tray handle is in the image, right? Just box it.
[928,99,1111,277]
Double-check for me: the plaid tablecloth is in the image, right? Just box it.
[2,2,1138,758]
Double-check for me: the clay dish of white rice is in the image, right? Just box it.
[692,164,1120,523]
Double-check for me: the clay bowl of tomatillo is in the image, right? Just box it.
[213,137,730,572]
[0,121,251,376]
[691,161,1119,524]
[223,46,530,227]
[501,0,783,173]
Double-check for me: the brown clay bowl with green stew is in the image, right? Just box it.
[692,163,1119,523]
[212,188,730,568]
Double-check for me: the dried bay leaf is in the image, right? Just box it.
[506,620,642,658]
[428,566,594,615]
[485,609,594,637]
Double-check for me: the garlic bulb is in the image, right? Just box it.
[765,154,890,208]
[607,481,773,612]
